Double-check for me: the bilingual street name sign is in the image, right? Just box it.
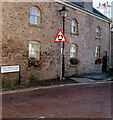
[1,65,20,73]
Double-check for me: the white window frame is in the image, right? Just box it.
[96,26,101,39]
[29,41,40,60]
[71,19,78,34]
[30,7,41,25]
[70,44,77,58]
[95,46,100,59]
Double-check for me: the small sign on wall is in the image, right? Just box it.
[1,65,20,73]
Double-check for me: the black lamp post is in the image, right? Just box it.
[59,6,68,80]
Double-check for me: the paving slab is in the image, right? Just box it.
[97,78,112,81]
[83,73,109,80]
[70,78,95,83]
[70,77,112,83]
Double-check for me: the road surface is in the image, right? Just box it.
[2,82,113,119]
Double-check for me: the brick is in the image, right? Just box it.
[1,2,110,83]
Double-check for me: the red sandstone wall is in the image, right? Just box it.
[2,2,110,83]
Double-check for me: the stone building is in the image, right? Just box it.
[1,1,110,84]
[111,31,113,67]
[96,1,111,19]
[110,1,113,68]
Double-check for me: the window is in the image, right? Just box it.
[96,26,101,39]
[71,19,78,34]
[29,41,40,60]
[30,7,41,24]
[95,46,102,64]
[70,44,77,58]
[95,46,100,59]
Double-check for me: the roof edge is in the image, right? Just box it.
[54,0,110,23]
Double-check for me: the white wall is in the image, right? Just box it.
[111,1,113,20]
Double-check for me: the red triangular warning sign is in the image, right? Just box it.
[54,29,67,42]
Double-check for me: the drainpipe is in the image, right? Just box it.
[109,20,112,69]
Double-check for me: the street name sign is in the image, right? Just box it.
[54,29,67,42]
[1,65,20,73]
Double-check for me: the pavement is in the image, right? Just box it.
[83,73,109,80]
[2,73,113,95]
[71,78,95,83]
[71,73,113,83]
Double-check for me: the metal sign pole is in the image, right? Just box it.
[19,65,21,85]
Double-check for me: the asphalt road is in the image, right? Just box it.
[2,82,113,119]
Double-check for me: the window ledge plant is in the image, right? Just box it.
[95,58,102,65]
[28,57,43,70]
[70,57,80,65]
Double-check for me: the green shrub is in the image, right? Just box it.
[2,81,15,89]
[29,74,37,83]
[70,58,80,65]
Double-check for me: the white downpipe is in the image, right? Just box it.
[109,23,112,69]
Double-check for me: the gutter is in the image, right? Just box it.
[54,0,110,23]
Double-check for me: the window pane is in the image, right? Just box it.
[70,47,75,52]
[29,50,35,57]
[30,7,40,16]
[33,51,37,58]
[29,44,32,50]
[36,52,40,60]
[35,9,40,16]
[30,15,35,23]
[70,52,75,58]
[71,27,73,33]
[95,47,100,58]
[71,27,74,33]
[34,16,38,23]
[71,20,75,26]
[70,44,77,58]
[71,20,76,33]
[73,27,76,33]
[30,16,38,24]
[29,42,40,59]
[30,7,35,15]
[96,28,99,33]
[72,27,76,33]
[70,45,76,52]
[33,44,38,51]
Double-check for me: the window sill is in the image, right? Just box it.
[71,32,79,36]
[70,64,78,67]
[29,22,43,28]
[95,64,102,66]
[95,36,101,39]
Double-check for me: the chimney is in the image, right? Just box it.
[104,3,106,7]
[83,2,93,11]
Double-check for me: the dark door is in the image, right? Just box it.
[102,51,107,73]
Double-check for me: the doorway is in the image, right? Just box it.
[102,51,107,73]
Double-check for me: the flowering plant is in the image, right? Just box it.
[28,57,43,70]
[95,58,102,64]
[70,58,80,65]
